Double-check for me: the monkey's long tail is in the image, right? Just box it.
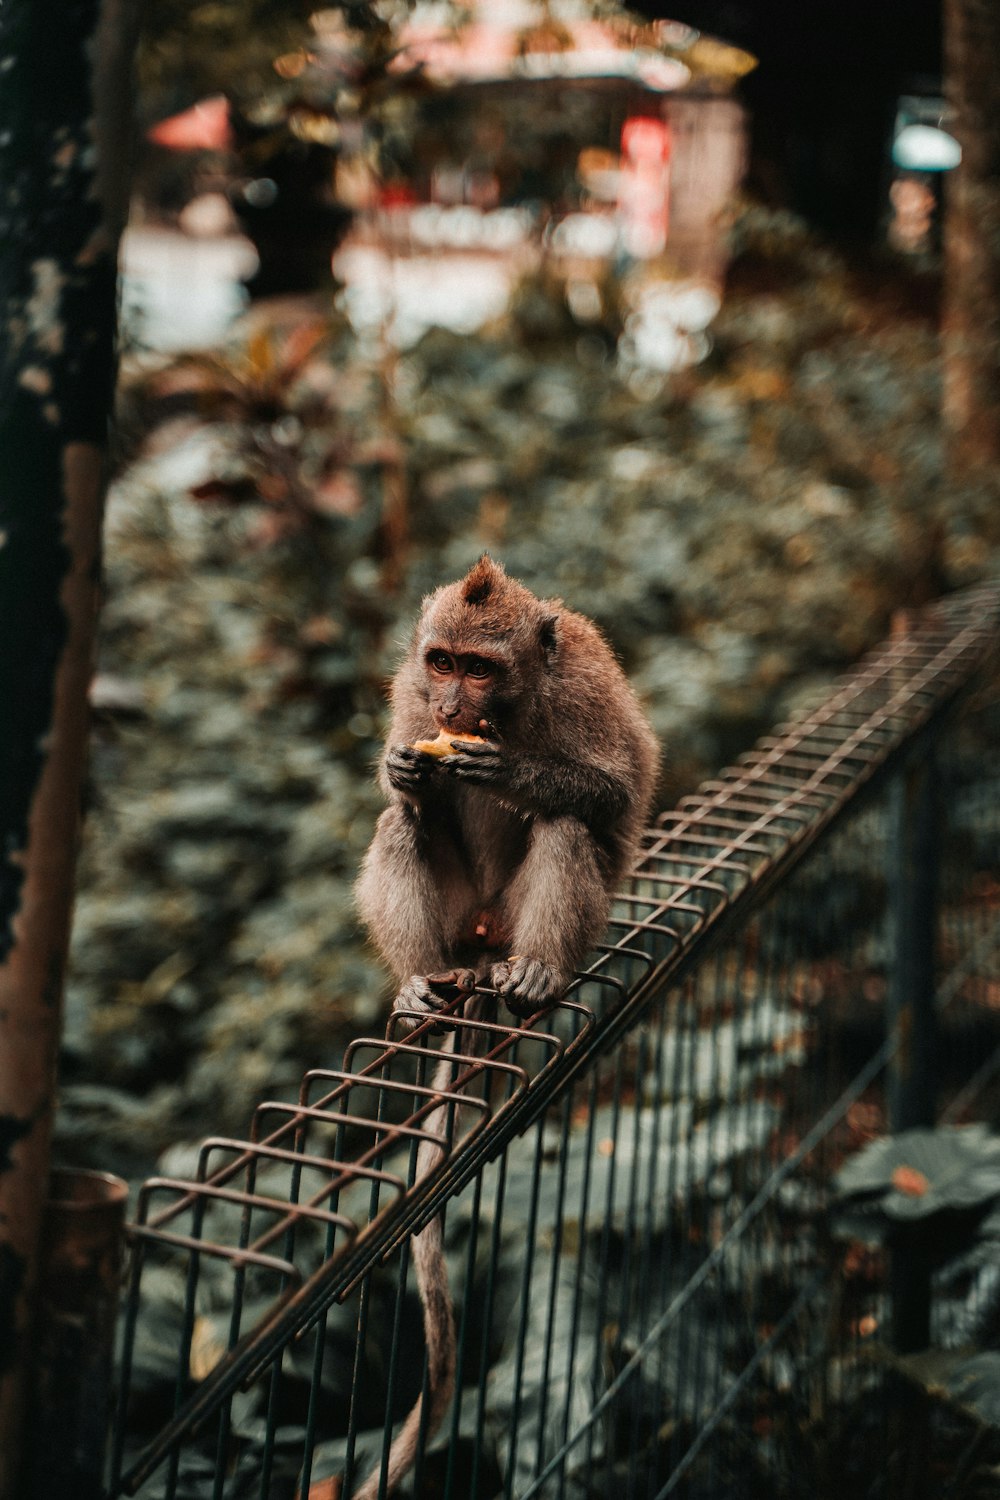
[350,1050,459,1500]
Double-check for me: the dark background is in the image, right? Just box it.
[639,0,943,241]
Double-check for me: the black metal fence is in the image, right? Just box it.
[101,583,1000,1500]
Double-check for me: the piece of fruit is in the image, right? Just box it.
[412,731,487,758]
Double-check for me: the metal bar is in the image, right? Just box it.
[445,1159,484,1496]
[504,1116,547,1500]
[887,746,941,1359]
[887,750,941,1134]
[471,1127,512,1500]
[521,1041,896,1495]
[533,1089,573,1479]
[557,1065,601,1500]
[652,1271,828,1500]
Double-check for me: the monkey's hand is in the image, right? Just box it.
[392,968,477,1030]
[491,956,566,1017]
[385,744,438,797]
[441,744,629,829]
[438,738,505,788]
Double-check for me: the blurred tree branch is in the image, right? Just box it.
[943,0,1000,476]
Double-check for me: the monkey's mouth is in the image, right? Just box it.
[434,716,499,739]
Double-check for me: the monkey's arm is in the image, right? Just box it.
[492,815,612,1013]
[355,802,478,1022]
[356,803,454,977]
[441,743,631,829]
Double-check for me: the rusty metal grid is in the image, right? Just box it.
[107,582,1000,1497]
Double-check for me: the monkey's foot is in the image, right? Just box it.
[392,969,477,1028]
[491,957,565,1016]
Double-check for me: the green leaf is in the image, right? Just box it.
[835,1126,1000,1222]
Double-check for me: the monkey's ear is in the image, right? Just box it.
[539,612,560,667]
[462,553,504,605]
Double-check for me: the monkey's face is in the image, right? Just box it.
[414,558,558,738]
[424,648,504,736]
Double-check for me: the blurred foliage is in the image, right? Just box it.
[78,201,1000,1160]
[137,0,320,117]
[896,1350,1000,1432]
[122,319,358,529]
[135,0,404,125]
[834,1126,1000,1233]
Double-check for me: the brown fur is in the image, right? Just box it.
[359,557,659,996]
[346,556,659,1496]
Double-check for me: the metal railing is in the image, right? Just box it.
[103,582,1000,1499]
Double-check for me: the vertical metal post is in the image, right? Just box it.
[887,747,940,1134]
[21,1168,128,1500]
[887,746,941,1359]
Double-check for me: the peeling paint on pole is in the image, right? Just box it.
[0,2,137,1494]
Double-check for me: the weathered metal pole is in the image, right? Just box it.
[886,747,941,1358]
[0,4,137,1495]
[22,1168,129,1500]
[887,749,940,1136]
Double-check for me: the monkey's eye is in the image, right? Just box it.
[428,652,452,674]
[466,658,493,679]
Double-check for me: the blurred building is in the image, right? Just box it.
[370,1,755,291]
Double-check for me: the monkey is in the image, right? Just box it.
[331,555,659,1499]
[357,554,660,1018]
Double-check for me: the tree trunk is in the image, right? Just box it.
[0,4,137,1495]
[942,0,1000,475]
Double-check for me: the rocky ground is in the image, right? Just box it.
[56,210,1000,1178]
